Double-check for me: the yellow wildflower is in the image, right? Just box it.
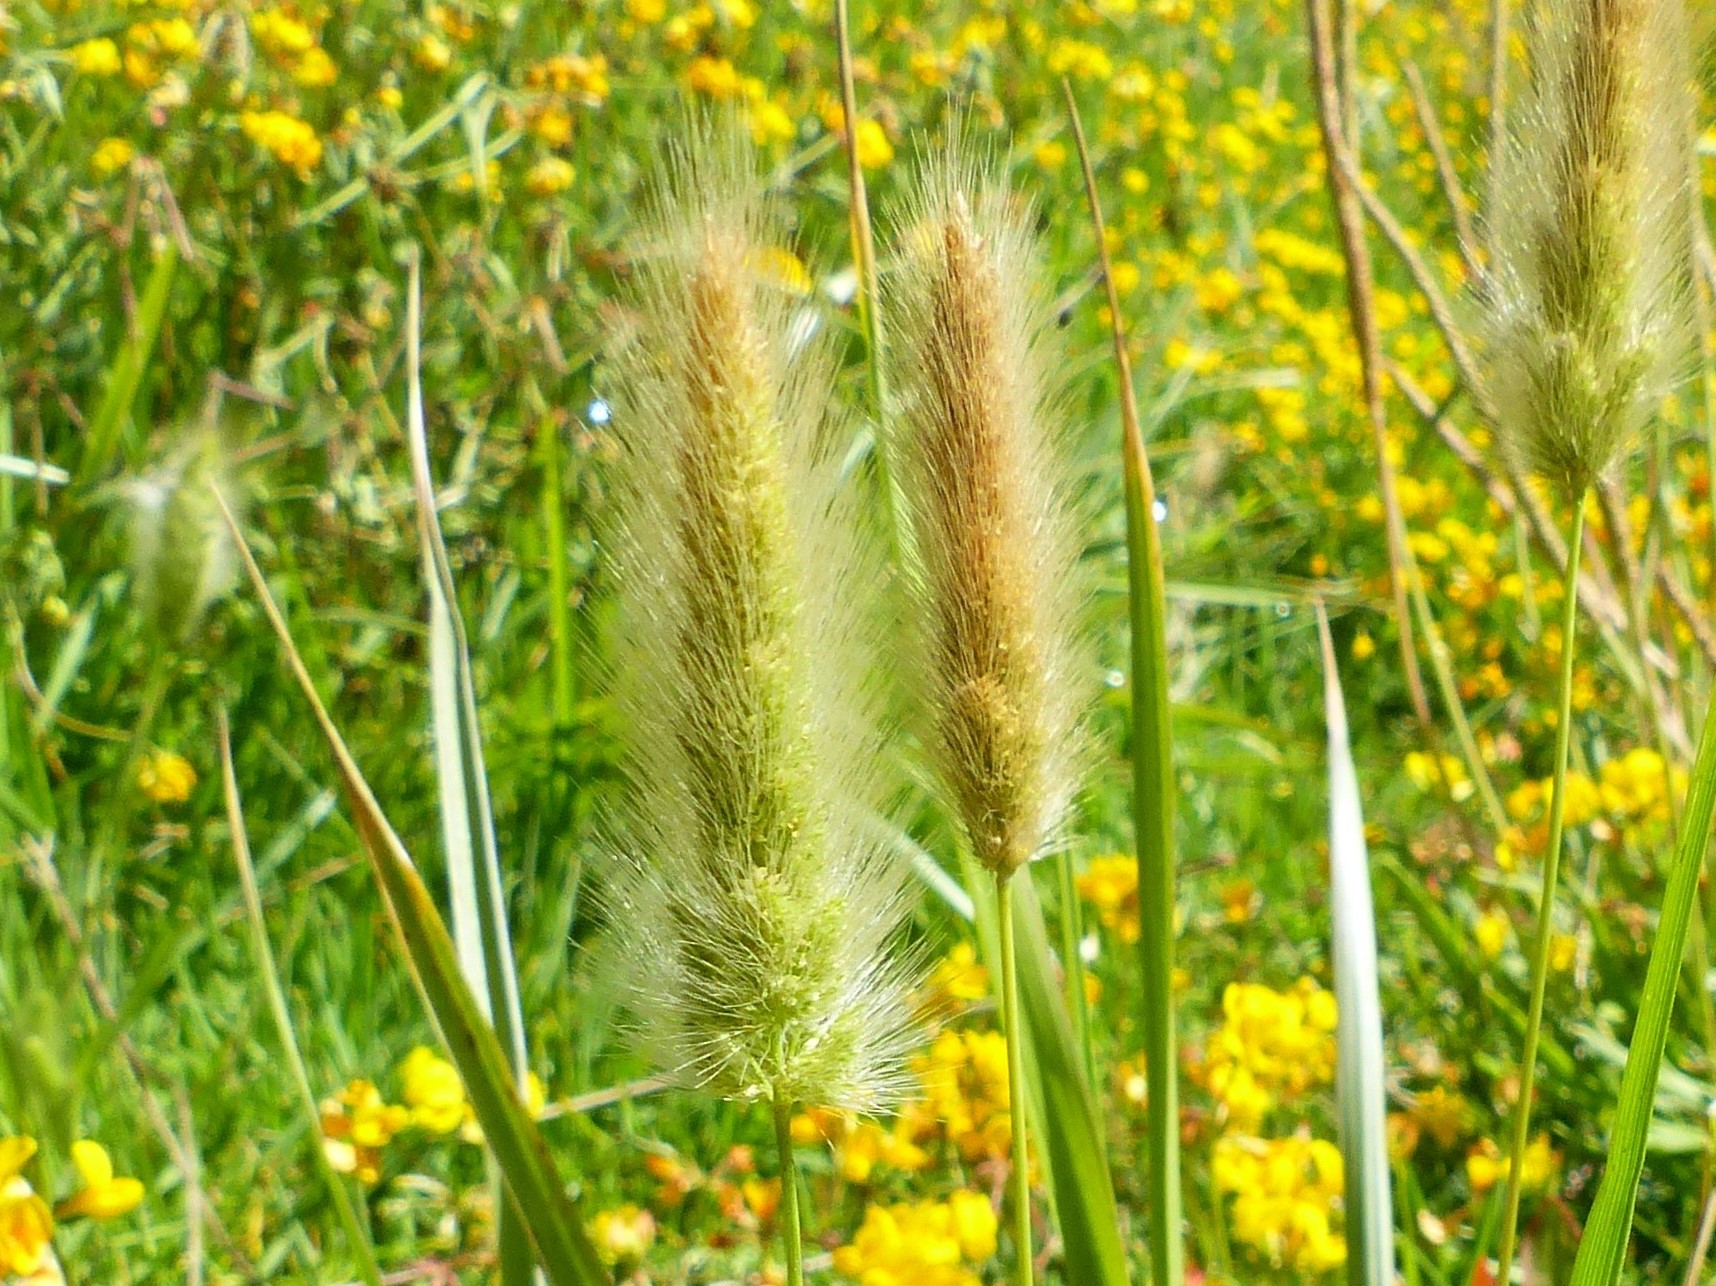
[400,1046,466,1134]
[319,1079,408,1185]
[1077,854,1140,942]
[250,9,315,56]
[240,110,323,176]
[928,941,989,1005]
[137,748,195,803]
[685,55,742,99]
[1214,1133,1346,1273]
[414,33,451,71]
[70,38,122,76]
[91,137,136,177]
[589,1204,655,1265]
[833,1193,996,1285]
[292,47,336,88]
[53,1142,143,1220]
[626,0,666,19]
[0,1139,54,1279]
[1197,979,1339,1130]
[854,117,893,169]
[1475,908,1510,961]
[526,157,575,196]
[1466,1134,1557,1194]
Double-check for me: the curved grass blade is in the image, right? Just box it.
[1569,686,1716,1286]
[963,856,1132,1286]
[1317,606,1396,1286]
[215,707,384,1286]
[401,252,537,1285]
[214,490,610,1286]
[1065,81,1179,1284]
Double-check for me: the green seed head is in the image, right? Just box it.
[130,423,238,645]
[602,119,918,1112]
[1482,0,1694,497]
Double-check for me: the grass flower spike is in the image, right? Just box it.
[886,139,1092,1286]
[1479,1,1695,1278]
[887,145,1089,884]
[1482,0,1692,499]
[603,119,918,1286]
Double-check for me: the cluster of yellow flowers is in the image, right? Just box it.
[1491,747,1684,867]
[903,1028,1011,1164]
[250,7,337,88]
[319,1047,545,1185]
[792,1109,929,1183]
[1,1137,143,1282]
[70,15,199,91]
[832,1190,997,1286]
[1466,1134,1559,1195]
[1077,854,1141,942]
[1212,1134,1347,1273]
[240,110,323,178]
[1197,979,1339,1131]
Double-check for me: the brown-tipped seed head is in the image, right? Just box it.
[602,119,919,1112]
[1482,0,1694,497]
[888,141,1091,879]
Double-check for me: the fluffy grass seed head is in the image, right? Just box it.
[601,120,918,1113]
[885,137,1091,880]
[1481,0,1695,498]
[129,418,239,644]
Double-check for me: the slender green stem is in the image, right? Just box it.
[1057,849,1096,1090]
[773,1094,805,1286]
[832,0,913,571]
[531,378,577,729]
[216,707,384,1286]
[997,873,1035,1286]
[1495,489,1588,1282]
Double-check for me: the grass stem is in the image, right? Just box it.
[997,872,1035,1286]
[1495,489,1588,1282]
[773,1095,805,1286]
[1062,81,1182,1286]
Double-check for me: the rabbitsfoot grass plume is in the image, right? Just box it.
[601,120,918,1286]
[1479,0,1694,1277]
[886,138,1092,1286]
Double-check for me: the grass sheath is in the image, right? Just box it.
[996,873,1034,1286]
[1065,82,1182,1285]
[1495,492,1588,1281]
[773,1097,806,1286]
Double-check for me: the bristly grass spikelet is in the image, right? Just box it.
[601,113,918,1130]
[884,133,1094,1286]
[1481,0,1693,499]
[885,136,1091,885]
[129,418,239,647]
[1480,1,1696,1279]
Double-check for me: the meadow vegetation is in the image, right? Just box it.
[7,0,1716,1283]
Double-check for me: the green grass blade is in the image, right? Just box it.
[1317,607,1396,1286]
[1064,81,1181,1284]
[215,489,610,1286]
[401,253,537,1285]
[214,707,384,1286]
[1569,686,1716,1286]
[964,858,1132,1286]
[80,238,179,484]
